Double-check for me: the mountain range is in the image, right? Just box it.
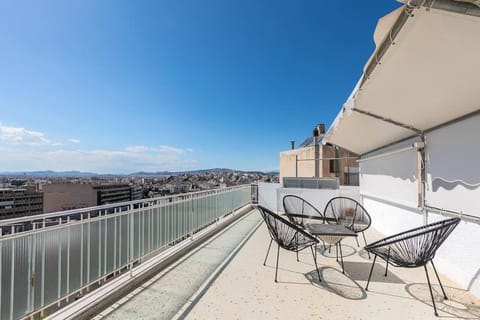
[0,168,279,178]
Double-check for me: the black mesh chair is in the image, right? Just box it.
[257,205,321,282]
[324,197,372,257]
[283,195,327,260]
[283,195,326,228]
[364,217,460,316]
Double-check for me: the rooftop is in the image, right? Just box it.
[91,209,479,319]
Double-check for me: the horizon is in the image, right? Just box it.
[0,1,401,173]
[0,167,280,176]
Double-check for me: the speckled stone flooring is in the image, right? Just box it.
[95,211,262,320]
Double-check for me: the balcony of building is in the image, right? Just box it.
[0,182,478,320]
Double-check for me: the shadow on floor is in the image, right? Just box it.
[316,243,357,259]
[342,261,405,284]
[305,267,367,300]
[357,248,373,261]
[406,283,480,319]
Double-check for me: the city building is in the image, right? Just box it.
[43,183,142,213]
[279,124,359,185]
[0,188,43,219]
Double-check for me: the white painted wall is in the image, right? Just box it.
[359,114,480,298]
[258,182,281,211]
[276,187,339,213]
[257,182,360,213]
[425,114,480,217]
[360,137,421,209]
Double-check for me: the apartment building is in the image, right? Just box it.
[43,183,142,213]
[0,188,43,219]
[279,124,359,186]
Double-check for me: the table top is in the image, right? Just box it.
[305,223,357,237]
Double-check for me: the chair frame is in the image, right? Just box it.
[364,217,460,316]
[282,195,326,227]
[282,195,328,261]
[257,205,321,283]
[323,196,372,258]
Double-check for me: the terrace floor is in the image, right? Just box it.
[95,209,480,320]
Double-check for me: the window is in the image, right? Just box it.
[329,159,336,173]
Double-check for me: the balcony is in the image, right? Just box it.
[1,183,479,319]
[78,207,480,319]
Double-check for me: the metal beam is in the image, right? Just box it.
[352,107,423,134]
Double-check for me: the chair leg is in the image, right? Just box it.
[310,245,321,282]
[275,244,280,283]
[355,236,360,247]
[338,241,345,274]
[362,232,371,259]
[335,243,339,261]
[365,254,377,291]
[384,247,390,277]
[424,265,439,316]
[431,260,448,300]
[295,234,299,262]
[263,239,273,266]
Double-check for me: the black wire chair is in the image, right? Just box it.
[257,205,321,282]
[283,195,326,228]
[324,197,372,257]
[282,195,327,261]
[364,217,460,316]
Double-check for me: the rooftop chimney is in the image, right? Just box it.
[290,140,295,150]
[317,123,325,135]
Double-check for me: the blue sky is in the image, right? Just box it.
[0,0,400,173]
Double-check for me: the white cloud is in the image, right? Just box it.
[157,145,193,154]
[125,145,152,153]
[0,145,198,173]
[0,124,196,173]
[0,125,52,146]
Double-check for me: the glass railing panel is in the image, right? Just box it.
[0,185,251,320]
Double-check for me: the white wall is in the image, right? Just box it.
[360,137,421,209]
[258,182,360,215]
[359,114,480,298]
[258,182,281,211]
[425,114,480,217]
[276,188,339,213]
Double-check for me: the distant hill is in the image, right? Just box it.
[0,170,99,178]
[0,168,279,177]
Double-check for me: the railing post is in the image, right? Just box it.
[80,213,84,294]
[0,233,2,319]
[66,216,70,302]
[86,212,91,292]
[10,227,15,320]
[58,217,62,306]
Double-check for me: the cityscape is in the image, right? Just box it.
[0,169,278,219]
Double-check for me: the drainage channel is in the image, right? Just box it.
[93,209,262,320]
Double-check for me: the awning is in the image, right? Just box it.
[325,0,480,155]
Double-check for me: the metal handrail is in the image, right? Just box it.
[0,185,248,229]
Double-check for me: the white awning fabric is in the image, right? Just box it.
[325,4,480,155]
